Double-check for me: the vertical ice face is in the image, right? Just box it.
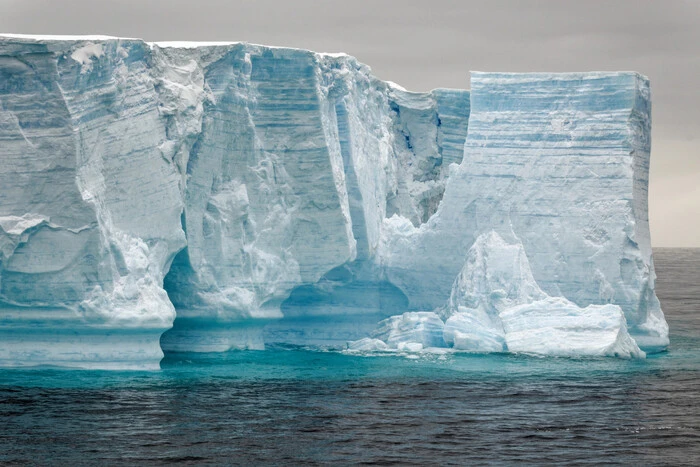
[57,40,186,326]
[161,47,353,335]
[381,72,668,352]
[433,89,471,168]
[0,36,666,367]
[154,45,472,350]
[263,64,472,347]
[159,46,373,351]
[382,87,470,226]
[0,37,186,368]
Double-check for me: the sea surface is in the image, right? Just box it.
[1,248,699,465]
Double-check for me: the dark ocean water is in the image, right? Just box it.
[1,248,699,465]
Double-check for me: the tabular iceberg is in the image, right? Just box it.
[0,35,668,369]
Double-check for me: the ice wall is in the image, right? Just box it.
[381,72,668,352]
[0,38,185,368]
[0,36,471,366]
[0,35,666,368]
[153,44,471,351]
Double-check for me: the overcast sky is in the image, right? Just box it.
[1,0,698,246]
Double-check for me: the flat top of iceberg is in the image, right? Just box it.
[153,40,306,51]
[0,33,350,57]
[0,34,647,88]
[0,33,139,41]
[152,41,239,48]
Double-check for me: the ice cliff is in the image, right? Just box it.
[0,35,667,368]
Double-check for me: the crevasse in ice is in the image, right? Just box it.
[0,35,667,368]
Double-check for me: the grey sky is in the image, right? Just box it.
[1,0,698,246]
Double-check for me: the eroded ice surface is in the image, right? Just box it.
[380,72,668,354]
[0,35,666,368]
[357,232,644,358]
[371,312,446,351]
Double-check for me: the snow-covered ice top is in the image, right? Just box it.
[0,35,667,368]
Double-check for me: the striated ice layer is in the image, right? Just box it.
[154,44,471,352]
[380,72,668,354]
[0,38,185,369]
[0,35,666,368]
[500,298,643,358]
[0,35,471,366]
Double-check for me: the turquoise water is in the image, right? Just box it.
[1,249,699,464]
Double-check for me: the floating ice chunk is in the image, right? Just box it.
[372,312,445,349]
[443,231,644,358]
[440,231,541,352]
[501,297,645,358]
[346,337,389,352]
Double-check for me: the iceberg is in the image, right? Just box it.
[0,35,667,368]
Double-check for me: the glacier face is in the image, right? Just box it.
[0,38,185,368]
[0,35,667,368]
[379,72,667,353]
